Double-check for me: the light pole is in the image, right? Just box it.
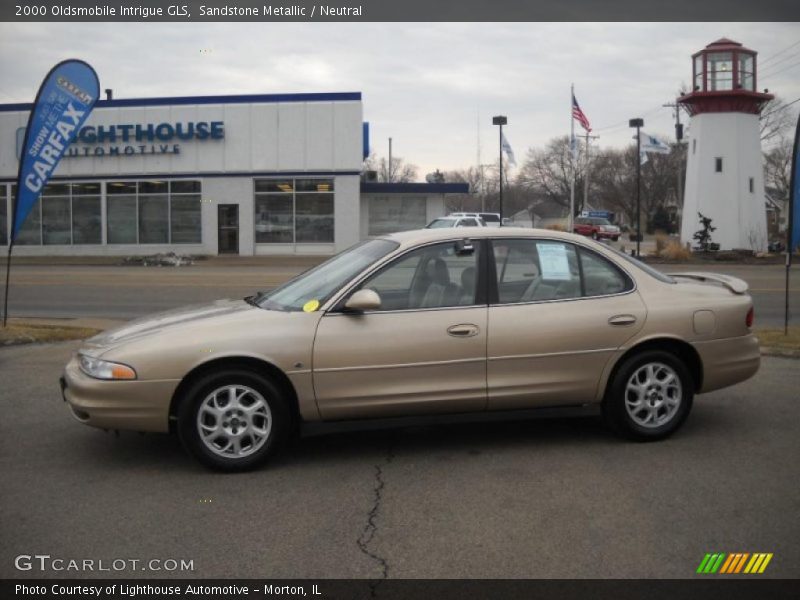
[629,118,644,257]
[493,115,507,224]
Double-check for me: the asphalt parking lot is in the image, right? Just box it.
[1,341,798,579]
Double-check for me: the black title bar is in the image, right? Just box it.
[2,0,799,22]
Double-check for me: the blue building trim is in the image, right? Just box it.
[361,182,469,194]
[0,92,362,113]
[0,170,362,183]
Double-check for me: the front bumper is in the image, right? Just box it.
[597,230,620,239]
[61,355,180,433]
[693,333,761,394]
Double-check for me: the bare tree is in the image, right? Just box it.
[760,97,795,143]
[516,136,586,214]
[589,140,683,232]
[764,136,793,208]
[363,153,419,183]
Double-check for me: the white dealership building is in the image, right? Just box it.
[0,92,465,256]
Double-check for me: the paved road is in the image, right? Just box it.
[4,260,800,328]
[1,341,798,578]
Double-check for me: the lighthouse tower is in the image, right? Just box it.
[679,38,773,251]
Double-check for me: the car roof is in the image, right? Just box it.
[382,227,586,248]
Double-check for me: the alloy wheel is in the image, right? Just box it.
[624,362,682,428]
[196,385,272,458]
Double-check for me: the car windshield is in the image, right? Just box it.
[255,239,399,311]
[427,219,455,229]
[606,245,675,283]
[593,218,612,225]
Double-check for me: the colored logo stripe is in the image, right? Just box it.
[697,553,726,573]
[698,552,773,574]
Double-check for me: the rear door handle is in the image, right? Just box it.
[447,324,479,337]
[608,314,637,326]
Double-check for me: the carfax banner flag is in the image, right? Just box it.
[12,59,99,241]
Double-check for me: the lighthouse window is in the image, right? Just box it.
[738,53,754,91]
[707,52,733,91]
[694,55,704,90]
[715,157,723,173]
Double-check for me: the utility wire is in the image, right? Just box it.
[760,59,800,81]
[759,39,800,66]
[758,49,800,74]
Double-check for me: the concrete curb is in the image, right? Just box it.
[760,346,800,359]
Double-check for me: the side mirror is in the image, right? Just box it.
[344,289,381,312]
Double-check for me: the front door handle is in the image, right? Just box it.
[608,314,637,326]
[447,324,479,337]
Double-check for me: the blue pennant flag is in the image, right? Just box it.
[12,59,100,242]
[790,113,800,255]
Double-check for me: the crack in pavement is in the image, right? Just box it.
[357,441,395,594]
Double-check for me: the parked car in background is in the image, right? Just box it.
[573,217,621,241]
[61,227,760,471]
[450,212,502,227]
[426,215,486,228]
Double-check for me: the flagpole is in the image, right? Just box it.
[569,83,575,232]
[2,242,12,327]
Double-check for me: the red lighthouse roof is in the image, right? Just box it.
[702,38,755,54]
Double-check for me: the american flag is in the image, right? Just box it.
[572,94,592,132]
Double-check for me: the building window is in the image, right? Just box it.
[107,180,201,244]
[15,182,102,246]
[368,196,427,236]
[749,177,755,193]
[0,185,7,246]
[72,183,102,244]
[254,178,334,244]
[715,157,723,173]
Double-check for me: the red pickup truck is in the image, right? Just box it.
[573,217,621,241]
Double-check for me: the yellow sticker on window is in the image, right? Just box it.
[302,300,320,313]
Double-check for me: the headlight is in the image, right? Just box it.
[78,354,137,380]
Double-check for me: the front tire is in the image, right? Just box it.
[603,350,693,441]
[177,369,291,471]
[591,231,599,240]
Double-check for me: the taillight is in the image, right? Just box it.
[746,307,754,328]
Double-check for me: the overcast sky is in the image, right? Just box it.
[1,22,798,178]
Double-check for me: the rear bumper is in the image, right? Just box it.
[693,333,760,394]
[61,355,179,433]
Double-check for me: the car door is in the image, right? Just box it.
[487,238,647,410]
[312,239,488,420]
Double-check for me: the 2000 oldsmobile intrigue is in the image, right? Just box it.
[61,228,760,470]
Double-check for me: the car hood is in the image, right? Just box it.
[83,298,257,353]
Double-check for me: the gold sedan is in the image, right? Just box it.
[61,228,760,471]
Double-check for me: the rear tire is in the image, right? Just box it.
[603,350,693,441]
[177,369,291,471]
